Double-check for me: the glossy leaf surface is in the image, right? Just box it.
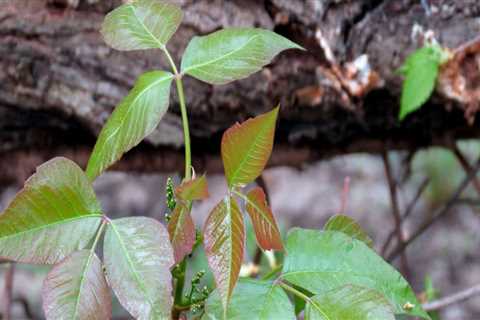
[324,215,373,247]
[221,107,279,187]
[43,250,112,320]
[203,197,245,310]
[175,175,209,201]
[203,279,295,320]
[282,229,429,319]
[304,285,394,320]
[104,217,174,320]
[86,71,173,180]
[167,203,196,264]
[181,28,302,85]
[101,0,183,51]
[245,187,283,251]
[0,157,102,264]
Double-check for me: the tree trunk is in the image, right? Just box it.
[1,0,479,184]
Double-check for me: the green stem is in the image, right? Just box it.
[278,281,312,303]
[174,260,187,304]
[90,219,107,254]
[261,264,283,281]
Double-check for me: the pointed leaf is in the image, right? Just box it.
[245,187,283,251]
[324,215,373,247]
[181,28,303,85]
[167,203,196,264]
[0,157,102,264]
[282,229,430,319]
[86,71,174,180]
[203,196,245,310]
[304,285,394,320]
[42,250,112,320]
[175,175,209,201]
[203,279,295,320]
[222,107,279,187]
[104,217,175,320]
[101,0,183,51]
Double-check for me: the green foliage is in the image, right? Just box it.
[101,0,183,51]
[0,157,102,264]
[86,71,174,180]
[398,44,449,120]
[104,217,175,319]
[203,279,295,320]
[42,250,111,320]
[324,215,373,247]
[181,28,303,85]
[0,1,432,319]
[282,229,430,319]
[304,285,395,320]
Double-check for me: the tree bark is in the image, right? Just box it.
[1,0,479,184]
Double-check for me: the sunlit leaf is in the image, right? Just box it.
[245,187,283,251]
[181,27,303,85]
[203,196,245,310]
[86,71,173,181]
[175,175,209,201]
[42,250,111,320]
[0,157,102,264]
[399,45,447,120]
[304,285,394,320]
[324,215,373,247]
[282,229,430,319]
[101,0,183,51]
[203,279,295,320]
[168,203,196,264]
[222,107,279,187]
[104,217,175,319]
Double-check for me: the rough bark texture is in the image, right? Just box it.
[1,0,479,184]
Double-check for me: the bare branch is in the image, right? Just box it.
[423,284,480,311]
[452,144,480,195]
[2,263,15,320]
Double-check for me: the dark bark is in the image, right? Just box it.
[1,0,479,184]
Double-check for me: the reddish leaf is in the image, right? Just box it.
[175,175,209,201]
[203,197,245,310]
[246,187,283,251]
[221,107,279,187]
[168,204,196,264]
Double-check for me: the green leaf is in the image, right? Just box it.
[222,107,279,187]
[245,187,283,251]
[101,0,183,51]
[203,196,245,311]
[86,71,174,180]
[168,203,196,264]
[42,250,111,320]
[181,28,303,85]
[175,175,209,201]
[324,215,373,247]
[203,279,295,320]
[282,229,430,319]
[399,45,445,120]
[104,217,175,319]
[304,285,395,320]
[0,157,102,264]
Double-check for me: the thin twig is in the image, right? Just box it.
[381,177,430,256]
[2,263,15,320]
[339,176,351,214]
[452,144,480,195]
[387,156,480,262]
[422,284,480,311]
[382,152,410,277]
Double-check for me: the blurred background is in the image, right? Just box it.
[1,0,480,319]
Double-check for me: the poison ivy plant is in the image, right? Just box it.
[398,43,450,120]
[0,0,431,319]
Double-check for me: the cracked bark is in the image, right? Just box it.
[1,0,479,184]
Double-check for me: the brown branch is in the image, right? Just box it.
[2,263,15,320]
[387,156,480,262]
[381,177,430,256]
[339,176,351,214]
[422,283,480,311]
[382,152,410,277]
[452,144,480,195]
